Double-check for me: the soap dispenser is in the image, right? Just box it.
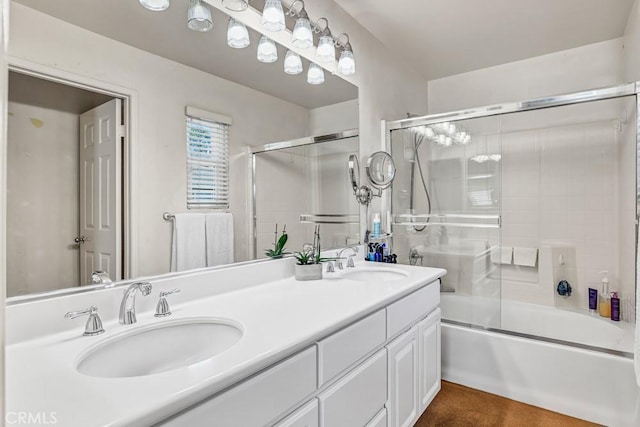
[598,271,611,318]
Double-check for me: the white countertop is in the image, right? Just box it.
[6,262,445,427]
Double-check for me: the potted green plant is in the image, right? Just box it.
[265,224,288,259]
[294,225,337,281]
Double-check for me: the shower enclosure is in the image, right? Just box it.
[251,131,360,259]
[387,84,637,356]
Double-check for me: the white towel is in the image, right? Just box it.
[490,246,513,265]
[205,213,234,267]
[170,213,207,272]
[513,247,538,267]
[635,225,640,387]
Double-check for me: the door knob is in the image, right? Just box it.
[74,236,86,244]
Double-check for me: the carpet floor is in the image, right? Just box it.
[415,381,600,427]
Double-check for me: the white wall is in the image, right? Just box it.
[6,102,80,296]
[309,99,359,135]
[624,0,640,82]
[9,3,311,277]
[428,38,625,114]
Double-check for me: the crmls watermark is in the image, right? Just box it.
[6,412,58,425]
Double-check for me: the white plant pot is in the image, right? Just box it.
[295,263,323,281]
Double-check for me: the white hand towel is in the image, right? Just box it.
[205,213,234,267]
[490,246,513,265]
[513,247,538,267]
[170,213,207,272]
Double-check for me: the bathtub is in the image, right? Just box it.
[440,294,640,426]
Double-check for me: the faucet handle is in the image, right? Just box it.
[326,261,336,273]
[347,255,356,268]
[155,289,181,317]
[64,305,105,336]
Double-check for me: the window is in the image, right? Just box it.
[186,108,231,209]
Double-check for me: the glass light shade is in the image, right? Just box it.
[257,36,278,63]
[316,35,336,62]
[187,0,213,32]
[227,18,250,48]
[284,50,303,75]
[307,63,325,85]
[338,49,356,76]
[292,18,313,49]
[262,0,285,32]
[222,0,249,11]
[139,0,170,11]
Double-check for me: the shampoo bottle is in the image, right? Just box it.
[610,291,620,322]
[599,271,611,318]
[372,213,381,238]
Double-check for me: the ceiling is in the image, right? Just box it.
[13,0,358,109]
[335,0,635,80]
[9,71,114,114]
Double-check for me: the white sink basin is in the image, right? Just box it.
[76,318,243,378]
[342,267,409,282]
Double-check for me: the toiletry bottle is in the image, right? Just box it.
[372,213,381,238]
[610,291,620,322]
[588,287,598,311]
[598,271,611,318]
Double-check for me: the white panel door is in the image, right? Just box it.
[418,309,441,413]
[386,325,419,427]
[79,99,122,284]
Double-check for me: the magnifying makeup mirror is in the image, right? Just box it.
[366,151,396,190]
[348,154,360,194]
[349,151,396,205]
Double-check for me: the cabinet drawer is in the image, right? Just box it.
[275,399,319,427]
[317,309,386,385]
[366,408,387,427]
[319,349,387,427]
[387,282,439,338]
[160,346,317,427]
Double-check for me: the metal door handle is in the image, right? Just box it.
[74,236,86,244]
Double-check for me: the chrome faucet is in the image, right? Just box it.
[119,282,152,325]
[65,305,105,336]
[337,246,359,269]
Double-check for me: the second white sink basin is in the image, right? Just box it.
[77,318,243,378]
[342,267,409,282]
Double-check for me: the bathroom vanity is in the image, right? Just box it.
[6,255,444,427]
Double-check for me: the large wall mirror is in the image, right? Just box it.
[6,0,359,298]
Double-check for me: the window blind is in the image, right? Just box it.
[186,116,230,209]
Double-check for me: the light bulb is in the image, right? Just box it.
[187,0,213,32]
[316,34,335,62]
[222,0,249,11]
[227,17,250,48]
[262,0,285,32]
[257,36,278,63]
[292,14,313,49]
[284,50,303,75]
[307,63,325,85]
[338,48,355,76]
[140,0,170,11]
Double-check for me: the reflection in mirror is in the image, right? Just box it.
[366,151,396,189]
[6,0,358,298]
[253,133,360,258]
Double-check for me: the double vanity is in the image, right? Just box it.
[6,250,445,427]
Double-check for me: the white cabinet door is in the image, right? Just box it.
[318,349,387,427]
[418,309,441,413]
[275,399,319,427]
[386,325,419,427]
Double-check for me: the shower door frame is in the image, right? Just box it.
[384,82,640,358]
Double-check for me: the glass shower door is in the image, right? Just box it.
[390,115,502,329]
